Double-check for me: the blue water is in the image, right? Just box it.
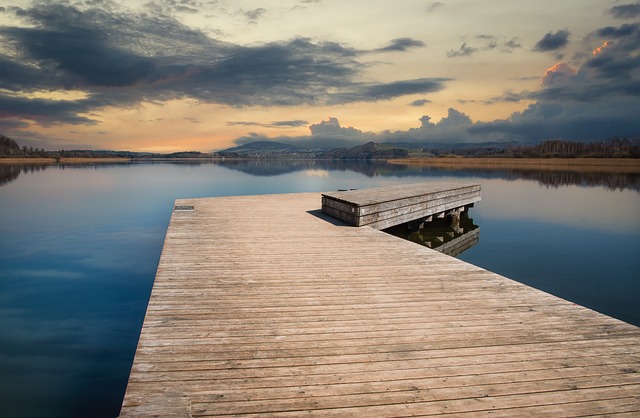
[0,160,639,417]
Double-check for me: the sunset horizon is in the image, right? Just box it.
[1,1,639,152]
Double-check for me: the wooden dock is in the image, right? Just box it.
[121,183,640,417]
[322,182,480,229]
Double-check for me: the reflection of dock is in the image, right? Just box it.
[121,184,640,417]
[385,210,480,257]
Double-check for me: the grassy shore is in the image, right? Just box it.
[0,157,131,164]
[387,157,640,173]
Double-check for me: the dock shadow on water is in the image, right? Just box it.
[384,208,479,257]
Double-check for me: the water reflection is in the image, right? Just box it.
[214,158,408,177]
[384,210,479,256]
[0,163,50,186]
[399,165,640,192]
[1,158,638,418]
[3,159,638,191]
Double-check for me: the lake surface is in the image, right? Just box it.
[1,160,639,417]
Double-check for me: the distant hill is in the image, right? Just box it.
[318,142,409,160]
[219,141,305,156]
[219,141,410,159]
[218,140,522,159]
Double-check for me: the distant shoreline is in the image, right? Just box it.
[0,157,132,164]
[387,157,640,173]
[2,156,640,173]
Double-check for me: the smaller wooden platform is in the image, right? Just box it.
[321,182,481,229]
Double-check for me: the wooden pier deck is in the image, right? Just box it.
[120,184,640,417]
[322,182,480,229]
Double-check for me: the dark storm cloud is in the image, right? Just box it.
[608,2,640,19]
[0,2,441,127]
[534,30,570,51]
[594,22,639,38]
[0,93,98,126]
[375,38,425,53]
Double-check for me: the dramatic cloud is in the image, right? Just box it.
[608,2,640,19]
[534,30,571,51]
[542,63,577,87]
[231,22,640,148]
[0,2,444,128]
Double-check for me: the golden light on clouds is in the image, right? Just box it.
[543,62,577,78]
[22,90,90,101]
[593,41,611,56]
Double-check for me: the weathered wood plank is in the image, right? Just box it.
[120,188,640,417]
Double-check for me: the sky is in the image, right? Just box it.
[0,0,639,152]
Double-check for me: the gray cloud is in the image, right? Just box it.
[356,78,447,100]
[0,93,100,126]
[375,37,425,53]
[504,37,522,50]
[426,2,444,13]
[409,99,431,107]
[534,30,570,51]
[0,2,443,129]
[447,36,507,57]
[608,2,640,19]
[594,22,639,38]
[447,43,477,57]
[227,120,309,128]
[270,120,309,127]
[244,8,267,23]
[145,0,204,14]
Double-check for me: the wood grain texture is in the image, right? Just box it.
[120,188,640,417]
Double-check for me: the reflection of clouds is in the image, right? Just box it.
[478,179,640,234]
[74,226,165,273]
[304,169,330,178]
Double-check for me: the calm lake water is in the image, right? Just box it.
[1,160,639,417]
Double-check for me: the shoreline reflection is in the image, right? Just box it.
[1,159,639,192]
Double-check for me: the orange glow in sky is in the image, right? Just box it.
[1,0,638,151]
[593,41,611,56]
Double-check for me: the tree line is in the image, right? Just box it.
[507,137,640,158]
[1,135,49,158]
